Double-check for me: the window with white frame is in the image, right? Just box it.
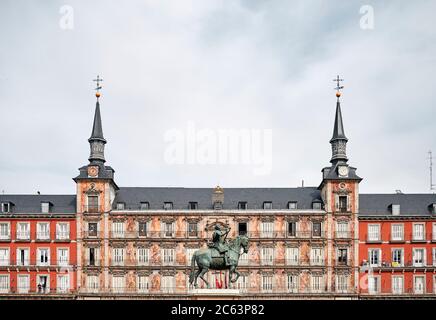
[37,248,50,266]
[138,221,148,237]
[0,223,10,240]
[413,223,425,241]
[0,248,9,266]
[287,274,299,293]
[311,275,324,293]
[433,248,436,266]
[37,222,50,240]
[368,275,380,294]
[0,275,9,293]
[336,274,348,293]
[310,247,324,265]
[392,276,403,294]
[433,223,436,241]
[57,248,69,266]
[368,249,381,267]
[87,275,99,293]
[88,247,99,266]
[187,222,198,237]
[163,222,174,237]
[260,221,274,238]
[41,202,50,213]
[186,248,196,265]
[286,247,299,266]
[261,247,274,266]
[261,274,273,293]
[239,251,249,266]
[392,204,400,215]
[163,202,173,210]
[1,202,11,213]
[412,248,426,267]
[161,276,174,293]
[112,248,125,266]
[312,221,322,237]
[137,247,149,266]
[116,202,125,210]
[16,222,30,240]
[368,224,380,241]
[414,276,425,294]
[112,275,125,293]
[56,223,69,240]
[57,275,69,293]
[112,221,125,238]
[336,221,349,238]
[17,275,29,293]
[234,274,248,292]
[162,248,175,266]
[137,275,149,293]
[434,275,436,294]
[391,224,404,241]
[392,248,403,267]
[263,202,273,210]
[16,248,29,266]
[37,275,49,293]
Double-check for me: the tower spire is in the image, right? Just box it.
[88,75,106,163]
[330,75,348,164]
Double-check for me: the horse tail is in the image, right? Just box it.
[189,252,197,284]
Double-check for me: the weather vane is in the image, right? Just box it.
[333,75,344,99]
[93,75,103,99]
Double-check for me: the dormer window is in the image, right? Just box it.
[238,202,247,210]
[431,203,436,214]
[140,202,149,210]
[312,201,322,210]
[263,202,273,210]
[1,202,11,213]
[189,202,198,210]
[164,202,173,210]
[116,202,125,210]
[392,204,400,216]
[288,202,297,210]
[41,202,50,213]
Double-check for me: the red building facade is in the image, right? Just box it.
[0,196,77,297]
[358,197,436,298]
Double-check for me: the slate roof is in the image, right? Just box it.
[113,187,323,210]
[359,193,436,217]
[0,194,76,214]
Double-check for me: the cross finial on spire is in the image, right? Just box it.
[93,75,103,99]
[333,75,344,99]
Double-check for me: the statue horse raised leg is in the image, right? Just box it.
[189,235,249,289]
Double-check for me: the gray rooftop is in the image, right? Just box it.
[0,194,76,214]
[113,187,323,210]
[1,190,436,216]
[359,193,436,217]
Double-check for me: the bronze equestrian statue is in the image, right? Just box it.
[189,225,249,288]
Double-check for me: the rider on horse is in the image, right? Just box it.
[211,225,230,265]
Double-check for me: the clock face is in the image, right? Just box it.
[338,166,349,177]
[88,166,98,177]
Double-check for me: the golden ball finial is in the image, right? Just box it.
[336,92,341,98]
[96,92,101,98]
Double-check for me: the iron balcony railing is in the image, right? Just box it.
[0,287,73,294]
[84,205,102,213]
[334,231,352,239]
[0,259,72,268]
[361,260,436,269]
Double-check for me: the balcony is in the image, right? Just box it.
[362,260,436,271]
[15,232,30,242]
[335,259,353,267]
[84,205,102,213]
[410,233,427,243]
[247,231,326,239]
[55,232,70,242]
[83,231,102,238]
[35,232,51,242]
[366,235,382,243]
[0,233,11,242]
[335,231,352,239]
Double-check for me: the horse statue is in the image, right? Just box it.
[189,227,249,288]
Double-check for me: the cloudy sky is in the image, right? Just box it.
[0,0,435,195]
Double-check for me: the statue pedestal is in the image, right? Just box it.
[189,289,241,300]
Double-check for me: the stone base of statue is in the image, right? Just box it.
[189,288,241,300]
